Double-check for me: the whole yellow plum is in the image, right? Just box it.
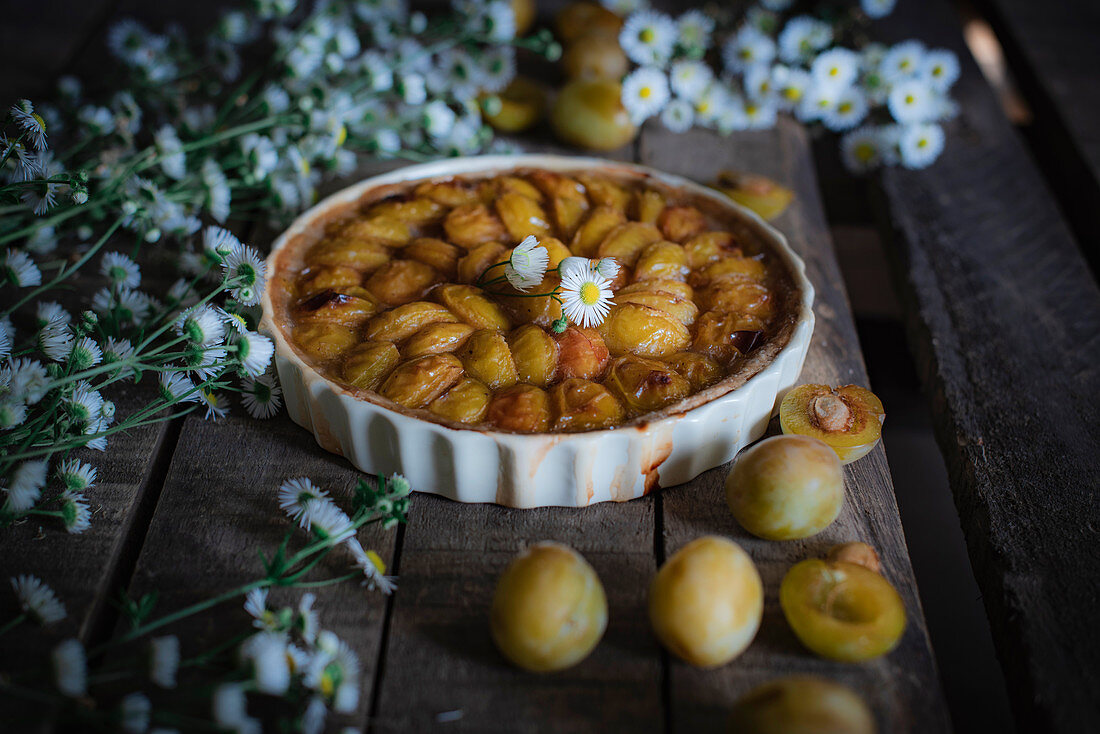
[649,536,763,667]
[551,79,637,151]
[490,542,607,672]
[725,435,844,540]
[727,675,877,734]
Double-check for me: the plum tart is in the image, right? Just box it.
[262,156,814,507]
[268,168,802,433]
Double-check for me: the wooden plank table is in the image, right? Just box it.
[2,1,1099,732]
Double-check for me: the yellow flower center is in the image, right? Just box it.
[336,124,348,147]
[783,87,801,101]
[32,113,46,132]
[829,67,839,77]
[639,28,655,43]
[639,86,652,99]
[365,549,387,574]
[856,143,875,163]
[579,282,601,305]
[838,101,852,114]
[904,94,915,105]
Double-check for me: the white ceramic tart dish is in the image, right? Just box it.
[260,155,815,508]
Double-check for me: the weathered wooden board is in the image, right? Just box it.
[117,411,398,728]
[641,120,949,733]
[976,0,1100,270]
[876,1,1100,731]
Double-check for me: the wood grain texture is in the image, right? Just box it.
[641,119,949,734]
[975,0,1100,270]
[876,1,1100,730]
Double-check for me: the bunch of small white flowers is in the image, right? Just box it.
[1,225,280,535]
[2,474,407,730]
[611,0,958,172]
[476,236,619,331]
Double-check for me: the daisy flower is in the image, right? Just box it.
[11,574,66,624]
[149,635,180,688]
[233,330,274,377]
[212,683,254,730]
[241,374,283,419]
[221,243,266,304]
[622,66,670,124]
[861,0,897,19]
[202,159,231,223]
[694,83,734,127]
[69,336,103,371]
[773,66,812,111]
[155,125,186,180]
[741,97,778,130]
[278,477,331,528]
[203,225,242,264]
[120,692,151,734]
[60,490,91,534]
[36,301,71,327]
[305,500,355,542]
[67,381,104,427]
[396,73,427,105]
[823,86,870,131]
[669,60,713,103]
[10,357,49,404]
[660,98,695,133]
[11,99,48,151]
[307,631,361,713]
[676,9,714,55]
[298,593,319,645]
[422,100,456,140]
[158,372,198,404]
[53,639,88,697]
[478,47,516,94]
[39,316,74,361]
[244,588,280,631]
[778,16,832,64]
[198,388,228,420]
[841,126,885,173]
[797,83,839,123]
[349,540,397,595]
[880,40,925,83]
[178,305,225,346]
[2,249,42,287]
[240,631,290,695]
[102,337,135,366]
[722,26,776,74]
[505,236,549,291]
[888,78,937,123]
[899,123,946,169]
[359,51,393,93]
[560,267,614,329]
[922,49,961,92]
[744,65,778,102]
[99,252,142,288]
[619,10,677,67]
[811,48,860,90]
[56,459,97,492]
[481,0,517,43]
[4,460,47,512]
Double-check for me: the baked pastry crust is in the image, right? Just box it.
[267,167,802,434]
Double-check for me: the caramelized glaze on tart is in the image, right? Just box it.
[268,167,801,433]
